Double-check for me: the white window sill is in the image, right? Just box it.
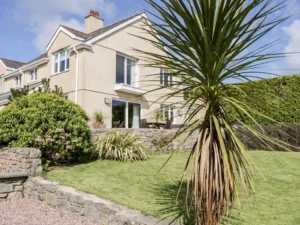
[28,80,38,84]
[51,69,70,77]
[13,86,22,89]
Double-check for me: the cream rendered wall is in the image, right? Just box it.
[3,76,15,93]
[80,19,186,127]
[46,31,82,102]
[0,64,6,75]
[23,63,49,86]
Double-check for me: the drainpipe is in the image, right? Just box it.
[20,68,25,88]
[73,46,79,104]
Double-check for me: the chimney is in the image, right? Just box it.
[85,10,104,34]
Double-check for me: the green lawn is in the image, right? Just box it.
[44,151,300,225]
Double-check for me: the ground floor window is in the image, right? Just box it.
[112,100,141,128]
[160,105,174,121]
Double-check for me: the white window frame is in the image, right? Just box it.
[160,69,172,86]
[116,54,138,87]
[28,68,37,83]
[160,105,175,121]
[53,49,70,75]
[112,99,142,128]
[14,75,22,88]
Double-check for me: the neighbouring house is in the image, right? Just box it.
[0,11,186,128]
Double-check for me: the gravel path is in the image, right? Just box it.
[0,198,98,225]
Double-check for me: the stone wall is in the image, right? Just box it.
[0,148,42,202]
[0,173,27,201]
[0,148,42,176]
[24,177,175,225]
[91,128,198,152]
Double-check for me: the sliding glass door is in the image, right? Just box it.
[112,100,141,128]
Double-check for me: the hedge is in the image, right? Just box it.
[226,74,300,125]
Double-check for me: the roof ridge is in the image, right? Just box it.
[88,12,145,36]
[0,57,25,64]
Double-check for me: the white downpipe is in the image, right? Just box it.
[20,69,25,88]
[73,47,79,104]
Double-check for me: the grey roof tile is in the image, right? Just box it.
[0,58,25,69]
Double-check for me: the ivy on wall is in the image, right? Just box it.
[226,75,300,125]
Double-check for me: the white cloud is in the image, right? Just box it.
[13,0,117,52]
[282,20,300,68]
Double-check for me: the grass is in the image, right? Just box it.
[44,151,300,225]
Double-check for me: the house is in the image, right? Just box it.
[0,11,185,128]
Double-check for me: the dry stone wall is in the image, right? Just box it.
[0,148,42,202]
[91,128,198,152]
[24,177,175,225]
[0,148,42,176]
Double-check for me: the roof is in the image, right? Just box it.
[25,53,48,65]
[0,58,25,69]
[62,12,145,42]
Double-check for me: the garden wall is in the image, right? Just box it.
[24,177,173,225]
[0,148,42,202]
[91,128,198,152]
[0,148,42,176]
[0,148,177,225]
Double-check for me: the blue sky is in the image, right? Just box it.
[0,0,300,77]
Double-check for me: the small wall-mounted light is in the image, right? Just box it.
[104,98,111,104]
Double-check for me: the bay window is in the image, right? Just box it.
[53,49,70,74]
[29,69,37,82]
[116,54,136,86]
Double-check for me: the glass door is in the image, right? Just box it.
[112,100,126,128]
[112,100,141,128]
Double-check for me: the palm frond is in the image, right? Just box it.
[137,0,291,224]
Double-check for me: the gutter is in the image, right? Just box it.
[3,58,49,79]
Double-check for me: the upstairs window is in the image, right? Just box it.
[116,54,136,86]
[29,69,37,82]
[160,69,173,86]
[14,75,22,87]
[160,105,174,121]
[54,50,70,74]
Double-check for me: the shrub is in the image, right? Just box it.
[226,75,300,125]
[91,110,107,128]
[236,124,300,152]
[92,131,148,161]
[0,93,91,164]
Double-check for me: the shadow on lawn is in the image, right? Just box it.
[154,181,245,225]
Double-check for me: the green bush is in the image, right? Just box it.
[226,75,300,125]
[92,131,148,162]
[0,93,91,164]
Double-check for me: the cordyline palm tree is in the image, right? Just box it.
[136,0,292,224]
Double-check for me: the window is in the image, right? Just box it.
[29,69,37,82]
[160,105,174,121]
[14,75,22,87]
[112,100,141,128]
[116,54,136,86]
[53,50,70,74]
[160,69,173,86]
